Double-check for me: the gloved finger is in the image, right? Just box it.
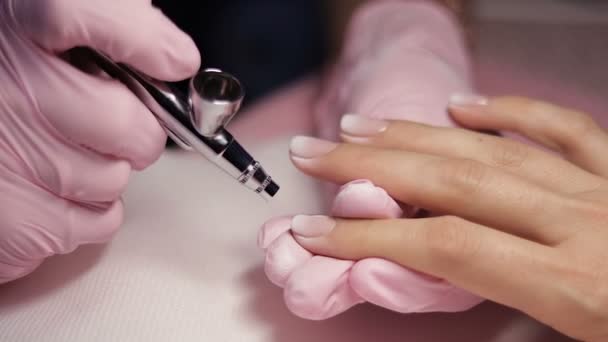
[14,0,200,81]
[258,180,398,302]
[258,216,292,250]
[0,200,123,284]
[263,228,361,319]
[350,258,483,313]
[270,181,398,318]
[260,182,404,318]
[283,256,361,320]
[32,139,132,203]
[0,259,42,285]
[259,217,314,288]
[0,176,124,283]
[449,96,608,178]
[30,53,166,170]
[263,232,312,287]
[331,179,404,219]
[46,198,124,252]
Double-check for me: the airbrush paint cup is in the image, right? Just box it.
[81,47,279,199]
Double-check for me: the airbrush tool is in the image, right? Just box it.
[78,47,279,199]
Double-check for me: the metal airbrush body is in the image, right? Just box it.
[80,48,279,199]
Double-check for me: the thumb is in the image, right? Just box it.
[13,0,200,81]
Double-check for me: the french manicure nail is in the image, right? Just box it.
[449,93,489,107]
[291,215,336,238]
[289,136,338,159]
[339,179,375,190]
[340,114,388,137]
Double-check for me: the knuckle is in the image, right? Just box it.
[435,159,488,195]
[101,86,166,168]
[576,265,608,332]
[107,162,132,199]
[40,162,63,197]
[59,159,131,202]
[590,273,608,314]
[132,126,167,170]
[110,93,143,140]
[552,255,608,339]
[0,207,56,262]
[0,261,38,284]
[555,110,600,147]
[521,99,562,130]
[103,202,125,237]
[68,200,125,247]
[57,168,77,199]
[425,216,480,263]
[574,200,608,224]
[490,141,530,168]
[497,97,601,147]
[494,96,538,114]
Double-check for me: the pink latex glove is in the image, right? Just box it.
[0,0,200,283]
[260,0,484,319]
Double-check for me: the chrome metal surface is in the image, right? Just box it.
[79,47,278,199]
[189,69,244,136]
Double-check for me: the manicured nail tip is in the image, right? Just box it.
[289,136,338,159]
[339,179,374,190]
[449,93,489,107]
[291,215,336,238]
[340,114,388,137]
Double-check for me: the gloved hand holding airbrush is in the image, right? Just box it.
[0,0,199,283]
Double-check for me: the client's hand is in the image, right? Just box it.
[259,178,482,320]
[287,96,608,342]
[259,0,483,320]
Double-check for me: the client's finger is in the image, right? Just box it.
[290,215,566,326]
[449,95,608,178]
[339,115,602,193]
[289,137,576,244]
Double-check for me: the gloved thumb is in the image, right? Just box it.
[11,0,200,81]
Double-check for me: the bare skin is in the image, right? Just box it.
[288,96,608,342]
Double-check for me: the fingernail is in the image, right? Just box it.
[449,93,489,107]
[291,215,335,238]
[338,179,374,190]
[340,114,388,137]
[290,136,338,159]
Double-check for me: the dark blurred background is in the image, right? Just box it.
[151,0,607,109]
[152,1,331,107]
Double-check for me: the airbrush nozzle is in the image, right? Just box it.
[188,69,278,199]
[222,139,279,200]
[78,47,279,199]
